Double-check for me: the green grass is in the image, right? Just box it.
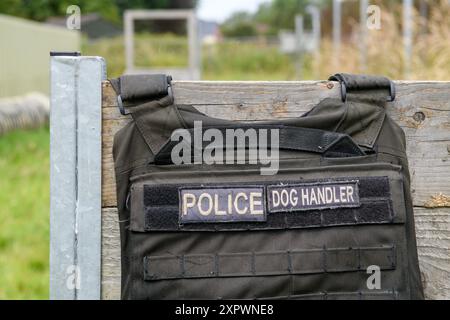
[82,33,307,80]
[202,40,300,80]
[0,127,49,299]
[84,33,190,77]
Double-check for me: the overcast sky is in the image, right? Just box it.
[198,0,270,23]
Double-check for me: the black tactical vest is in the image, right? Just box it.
[110,73,424,300]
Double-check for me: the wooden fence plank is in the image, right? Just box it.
[101,80,450,300]
[101,207,121,300]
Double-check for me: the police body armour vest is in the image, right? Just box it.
[110,73,424,300]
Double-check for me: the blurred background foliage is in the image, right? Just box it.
[223,0,329,37]
[84,0,450,81]
[0,0,197,23]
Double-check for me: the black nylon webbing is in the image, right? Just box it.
[154,125,365,165]
[109,74,171,102]
[143,246,396,281]
[328,73,395,102]
[329,74,392,92]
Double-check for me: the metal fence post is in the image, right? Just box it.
[49,54,106,300]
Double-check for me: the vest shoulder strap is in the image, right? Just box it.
[329,73,395,103]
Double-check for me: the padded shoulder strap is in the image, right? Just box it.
[329,73,395,103]
[327,73,394,148]
[110,74,172,102]
[109,74,181,155]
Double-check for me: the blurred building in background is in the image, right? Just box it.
[47,13,121,40]
[0,14,80,98]
[199,20,221,44]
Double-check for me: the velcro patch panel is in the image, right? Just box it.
[140,176,395,231]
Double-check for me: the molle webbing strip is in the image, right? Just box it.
[142,176,395,232]
[143,246,396,281]
[260,290,398,300]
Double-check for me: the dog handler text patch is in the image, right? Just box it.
[179,186,266,223]
[267,181,360,212]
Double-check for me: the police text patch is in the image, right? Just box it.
[179,187,266,223]
[267,181,360,213]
